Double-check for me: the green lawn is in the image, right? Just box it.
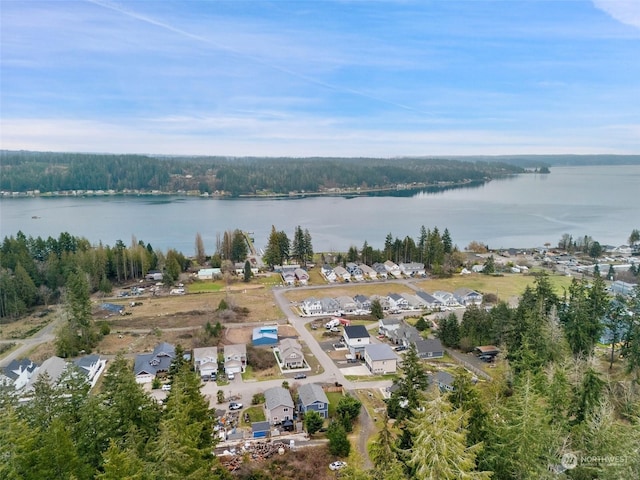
[187,281,225,293]
[242,406,266,425]
[326,391,344,418]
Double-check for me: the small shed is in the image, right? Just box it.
[252,421,270,439]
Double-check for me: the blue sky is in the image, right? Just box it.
[1,0,639,156]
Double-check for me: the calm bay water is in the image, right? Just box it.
[1,165,638,254]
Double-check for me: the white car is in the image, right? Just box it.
[161,384,171,391]
[329,461,347,471]
[229,402,243,410]
[227,372,235,380]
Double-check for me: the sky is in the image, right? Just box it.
[1,0,639,157]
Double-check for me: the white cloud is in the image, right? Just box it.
[593,1,640,29]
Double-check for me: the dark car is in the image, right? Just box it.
[294,373,307,379]
[394,345,408,351]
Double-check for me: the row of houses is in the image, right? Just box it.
[300,288,483,316]
[321,260,426,283]
[1,354,107,395]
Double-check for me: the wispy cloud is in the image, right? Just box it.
[593,0,640,29]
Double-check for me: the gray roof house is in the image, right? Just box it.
[453,288,483,306]
[435,371,455,392]
[224,344,247,374]
[24,356,68,393]
[359,263,378,280]
[134,342,176,383]
[193,347,219,377]
[345,262,364,281]
[264,386,295,424]
[298,383,330,419]
[336,295,358,314]
[73,354,107,387]
[414,338,445,359]
[388,321,421,346]
[279,338,305,369]
[372,263,388,279]
[378,317,402,336]
[301,297,323,316]
[320,297,341,315]
[321,264,337,283]
[415,291,445,310]
[364,344,398,374]
[387,293,409,312]
[353,294,372,312]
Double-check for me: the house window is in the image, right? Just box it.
[283,408,289,412]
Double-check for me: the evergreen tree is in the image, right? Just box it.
[407,392,491,480]
[437,313,461,348]
[370,299,384,320]
[327,421,351,457]
[303,410,324,435]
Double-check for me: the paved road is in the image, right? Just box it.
[0,310,62,368]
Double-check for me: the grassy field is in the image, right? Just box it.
[242,406,266,425]
[326,391,344,418]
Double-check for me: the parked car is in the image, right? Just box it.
[227,372,235,380]
[329,461,347,471]
[229,402,243,410]
[161,384,171,391]
[294,373,307,379]
[394,345,408,351]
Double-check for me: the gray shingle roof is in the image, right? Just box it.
[298,383,329,407]
[415,338,444,354]
[365,343,397,361]
[264,386,294,410]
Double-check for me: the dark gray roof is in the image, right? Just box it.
[436,371,454,386]
[252,421,271,432]
[264,386,294,410]
[3,358,38,380]
[134,343,176,376]
[74,354,101,376]
[344,325,369,339]
[298,383,329,407]
[415,291,443,304]
[414,338,444,354]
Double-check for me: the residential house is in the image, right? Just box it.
[224,344,247,374]
[320,297,341,316]
[342,325,371,358]
[321,264,337,283]
[414,338,444,359]
[400,292,424,310]
[378,317,402,337]
[23,356,68,393]
[279,338,305,369]
[145,271,163,281]
[333,266,351,282]
[1,358,38,390]
[253,325,279,346]
[387,293,409,312]
[399,262,426,277]
[353,294,372,313]
[432,291,460,307]
[359,263,378,280]
[364,344,398,374]
[415,291,445,310]
[345,262,364,282]
[264,386,295,425]
[298,383,330,419]
[193,347,219,378]
[435,371,455,392]
[372,263,388,279]
[301,297,323,316]
[294,268,309,285]
[235,262,259,276]
[336,295,358,314]
[197,268,221,280]
[281,267,296,286]
[383,260,402,278]
[388,321,421,347]
[73,354,107,387]
[453,288,483,306]
[134,342,175,383]
[369,294,391,311]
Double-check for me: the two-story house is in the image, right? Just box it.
[279,338,305,369]
[193,346,219,378]
[264,386,295,425]
[343,325,371,359]
[224,344,247,374]
[298,383,330,419]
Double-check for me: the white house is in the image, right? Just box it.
[320,297,341,315]
[333,266,351,282]
[73,354,107,388]
[372,263,388,279]
[343,325,371,358]
[301,297,323,316]
[433,291,460,307]
[453,288,483,306]
[336,295,358,314]
[281,267,296,286]
[364,344,398,374]
[398,262,426,277]
[1,358,38,390]
[359,263,378,280]
[321,264,337,283]
[353,294,372,313]
[224,344,247,374]
[415,291,445,310]
[193,347,219,378]
[278,338,305,369]
[294,268,310,285]
[387,293,409,312]
[383,260,402,278]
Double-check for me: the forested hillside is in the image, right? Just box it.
[0,151,524,196]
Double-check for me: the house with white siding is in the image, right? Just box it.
[353,294,372,313]
[320,297,341,315]
[333,265,351,282]
[453,288,483,306]
[399,262,426,277]
[345,263,364,282]
[343,325,371,358]
[301,297,323,316]
[387,293,409,312]
[294,268,309,285]
[336,295,358,314]
[364,344,398,374]
[359,263,378,280]
[224,344,247,374]
[433,291,460,307]
[415,291,445,310]
[372,263,388,279]
[193,347,219,378]
[384,260,402,278]
[321,264,337,283]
